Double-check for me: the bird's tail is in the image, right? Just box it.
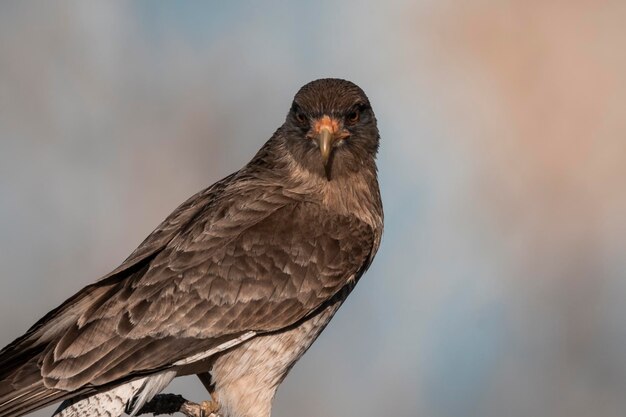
[0,344,69,417]
[0,379,66,417]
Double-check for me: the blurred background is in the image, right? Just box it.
[1,1,626,417]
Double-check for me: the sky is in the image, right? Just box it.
[1,1,626,417]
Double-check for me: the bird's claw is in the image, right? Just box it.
[200,400,220,417]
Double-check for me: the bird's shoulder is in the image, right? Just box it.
[146,175,379,278]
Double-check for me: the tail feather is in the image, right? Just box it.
[0,380,69,417]
[0,347,78,417]
[0,279,113,416]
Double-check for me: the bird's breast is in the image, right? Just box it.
[209,300,344,417]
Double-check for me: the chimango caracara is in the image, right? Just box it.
[0,78,383,417]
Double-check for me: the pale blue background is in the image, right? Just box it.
[1,2,626,417]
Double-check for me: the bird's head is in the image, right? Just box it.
[281,78,379,181]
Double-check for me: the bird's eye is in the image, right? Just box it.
[346,109,360,125]
[295,111,308,125]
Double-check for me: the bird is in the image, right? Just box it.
[0,78,383,417]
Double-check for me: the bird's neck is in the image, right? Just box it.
[249,138,383,230]
[317,169,383,231]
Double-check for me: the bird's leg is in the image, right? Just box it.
[197,372,214,393]
[197,372,221,417]
[199,400,220,417]
[135,393,221,417]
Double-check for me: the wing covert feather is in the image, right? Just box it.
[40,183,376,391]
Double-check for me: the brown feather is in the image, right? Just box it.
[0,78,383,417]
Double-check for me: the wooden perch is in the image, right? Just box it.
[135,394,219,417]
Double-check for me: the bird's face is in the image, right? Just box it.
[282,79,379,181]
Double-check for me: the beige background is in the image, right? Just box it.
[1,2,625,417]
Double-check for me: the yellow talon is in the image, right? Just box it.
[200,400,220,417]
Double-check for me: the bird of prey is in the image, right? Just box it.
[0,78,383,417]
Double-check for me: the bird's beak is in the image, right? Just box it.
[310,115,349,180]
[318,127,333,170]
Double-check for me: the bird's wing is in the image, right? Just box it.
[2,176,377,397]
[0,175,239,417]
[0,173,235,373]
[105,172,238,280]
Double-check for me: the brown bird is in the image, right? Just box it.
[0,78,383,417]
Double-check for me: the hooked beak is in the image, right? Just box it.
[318,127,333,173]
[310,115,350,180]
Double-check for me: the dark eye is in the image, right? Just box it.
[346,109,360,125]
[295,111,308,125]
